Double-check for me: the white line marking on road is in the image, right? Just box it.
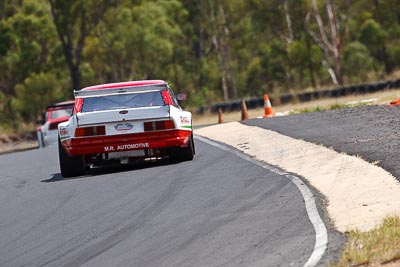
[196,135,328,267]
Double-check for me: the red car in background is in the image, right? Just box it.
[37,101,74,148]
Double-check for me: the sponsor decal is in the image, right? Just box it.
[60,128,69,136]
[180,116,190,124]
[114,122,134,131]
[105,146,115,152]
[104,142,149,152]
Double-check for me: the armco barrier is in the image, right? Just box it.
[199,79,400,114]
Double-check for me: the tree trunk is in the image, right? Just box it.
[326,0,342,84]
[306,0,349,85]
[284,0,294,43]
[49,0,109,92]
[208,0,229,101]
[218,3,237,99]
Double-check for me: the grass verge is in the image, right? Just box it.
[333,216,400,266]
[289,102,373,115]
[305,140,400,266]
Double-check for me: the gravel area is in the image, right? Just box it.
[243,104,400,181]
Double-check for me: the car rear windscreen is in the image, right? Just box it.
[50,108,73,119]
[81,91,165,112]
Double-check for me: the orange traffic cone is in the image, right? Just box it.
[389,99,400,106]
[218,107,224,123]
[263,94,274,118]
[241,100,249,120]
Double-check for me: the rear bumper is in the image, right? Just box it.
[61,129,192,156]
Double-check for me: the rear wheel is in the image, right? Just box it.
[169,135,195,162]
[58,137,85,178]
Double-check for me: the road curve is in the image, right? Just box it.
[0,139,339,266]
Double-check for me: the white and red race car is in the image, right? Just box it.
[58,80,194,177]
[37,101,74,148]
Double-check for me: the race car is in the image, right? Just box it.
[58,80,195,177]
[37,101,75,148]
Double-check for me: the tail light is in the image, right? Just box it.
[75,126,106,137]
[144,120,175,132]
[161,90,173,105]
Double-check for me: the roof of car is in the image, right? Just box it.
[46,100,75,110]
[81,80,167,91]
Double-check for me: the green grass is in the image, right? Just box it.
[289,102,370,114]
[333,216,400,266]
[289,104,344,114]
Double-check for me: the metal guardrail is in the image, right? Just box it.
[197,79,400,114]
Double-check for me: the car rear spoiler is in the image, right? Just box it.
[46,101,75,110]
[74,84,167,98]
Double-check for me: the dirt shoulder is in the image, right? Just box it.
[195,122,400,233]
[0,141,38,155]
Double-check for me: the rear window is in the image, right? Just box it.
[49,107,73,119]
[81,91,165,112]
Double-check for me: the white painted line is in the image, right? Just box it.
[195,135,328,267]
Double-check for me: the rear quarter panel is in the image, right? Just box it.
[58,117,77,142]
[170,106,192,132]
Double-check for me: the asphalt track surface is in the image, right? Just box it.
[0,138,343,266]
[243,104,400,181]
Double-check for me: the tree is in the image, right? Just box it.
[305,0,351,85]
[369,0,400,73]
[48,0,113,91]
[359,19,388,72]
[0,0,58,95]
[195,0,238,101]
[89,0,185,84]
[2,0,400,127]
[342,42,375,83]
[13,72,63,122]
[0,0,20,20]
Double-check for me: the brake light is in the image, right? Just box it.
[75,126,106,137]
[144,120,175,131]
[161,90,173,105]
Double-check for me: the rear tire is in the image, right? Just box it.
[58,137,85,178]
[170,135,195,162]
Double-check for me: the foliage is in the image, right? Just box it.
[48,0,113,91]
[333,216,400,266]
[359,19,387,47]
[290,106,324,114]
[2,0,400,129]
[0,0,59,95]
[13,72,63,123]
[343,42,376,83]
[289,101,371,114]
[89,0,185,83]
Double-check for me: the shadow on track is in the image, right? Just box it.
[41,159,178,183]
